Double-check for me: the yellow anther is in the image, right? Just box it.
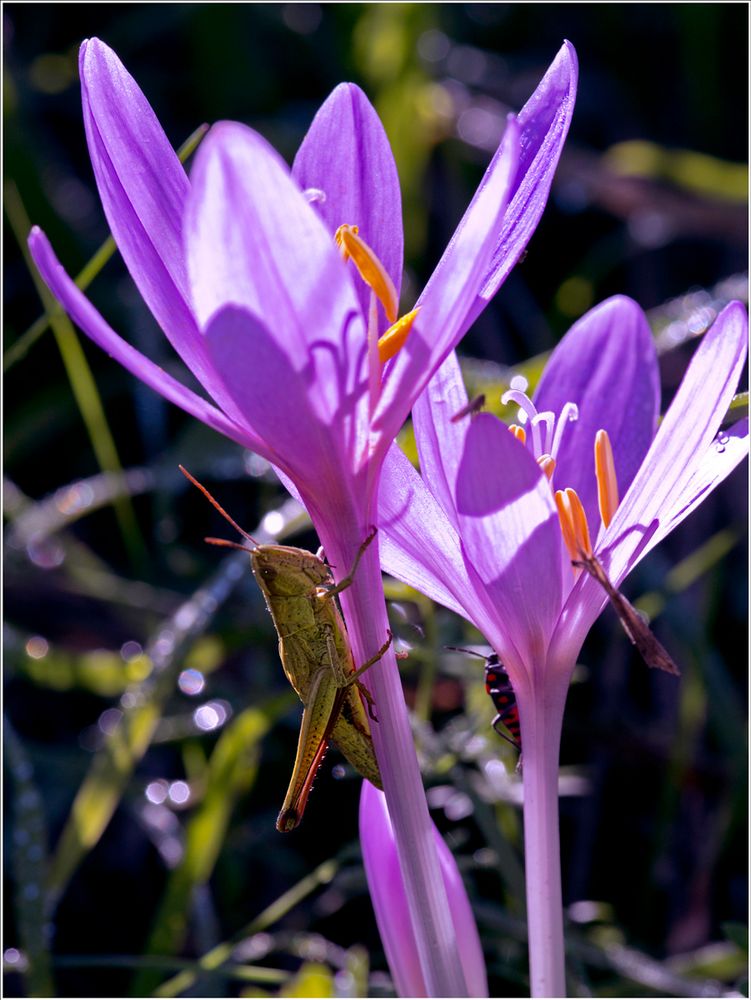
[335,224,398,324]
[509,424,527,445]
[537,454,556,481]
[554,487,593,565]
[335,223,359,259]
[554,490,577,562]
[594,429,619,528]
[377,307,420,365]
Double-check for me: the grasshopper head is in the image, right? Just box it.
[251,545,330,597]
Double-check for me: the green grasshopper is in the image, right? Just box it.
[179,467,389,831]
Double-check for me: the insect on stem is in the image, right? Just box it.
[450,394,486,423]
[447,645,521,751]
[180,463,389,831]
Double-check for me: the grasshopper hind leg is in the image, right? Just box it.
[356,680,378,723]
[344,630,395,723]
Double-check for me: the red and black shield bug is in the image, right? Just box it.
[448,646,521,751]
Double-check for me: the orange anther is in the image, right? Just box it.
[377,307,420,365]
[335,224,398,323]
[594,429,619,528]
[554,487,593,566]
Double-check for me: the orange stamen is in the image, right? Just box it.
[509,424,527,445]
[377,307,420,365]
[335,224,398,323]
[554,487,593,566]
[594,429,619,528]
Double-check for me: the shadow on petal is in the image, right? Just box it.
[205,305,346,497]
[455,415,563,670]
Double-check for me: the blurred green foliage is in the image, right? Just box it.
[4,4,747,998]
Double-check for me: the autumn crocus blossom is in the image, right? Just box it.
[29,37,577,995]
[378,295,748,995]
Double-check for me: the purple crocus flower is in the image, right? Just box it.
[28,38,577,995]
[378,295,748,995]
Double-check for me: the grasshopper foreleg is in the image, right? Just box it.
[320,527,378,601]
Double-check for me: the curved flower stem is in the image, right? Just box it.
[517,673,569,998]
[319,522,469,998]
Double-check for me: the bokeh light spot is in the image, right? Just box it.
[261,510,284,536]
[145,779,169,805]
[25,636,49,659]
[282,3,321,34]
[178,668,205,696]
[555,276,594,317]
[168,780,190,805]
[120,640,143,661]
[194,701,228,731]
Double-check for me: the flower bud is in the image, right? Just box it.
[359,782,488,997]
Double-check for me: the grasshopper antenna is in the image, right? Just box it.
[179,465,259,548]
[204,536,254,553]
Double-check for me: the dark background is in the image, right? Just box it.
[4,4,748,997]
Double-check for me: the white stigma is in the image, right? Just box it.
[501,389,579,461]
[303,187,327,204]
[502,389,538,425]
[549,402,579,460]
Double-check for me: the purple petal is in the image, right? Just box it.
[292,83,403,323]
[79,40,224,400]
[455,414,563,673]
[377,443,475,620]
[359,784,489,998]
[642,416,749,557]
[204,305,348,499]
[601,301,748,585]
[370,118,520,457]
[410,350,469,528]
[475,41,578,309]
[28,227,259,452]
[409,42,580,529]
[186,122,362,370]
[534,296,659,537]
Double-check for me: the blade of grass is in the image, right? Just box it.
[5,717,54,998]
[635,528,739,621]
[476,903,735,996]
[154,856,342,997]
[5,179,147,570]
[45,552,247,906]
[131,703,286,996]
[4,475,184,618]
[52,955,287,986]
[8,627,152,697]
[4,123,209,371]
[7,466,156,549]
